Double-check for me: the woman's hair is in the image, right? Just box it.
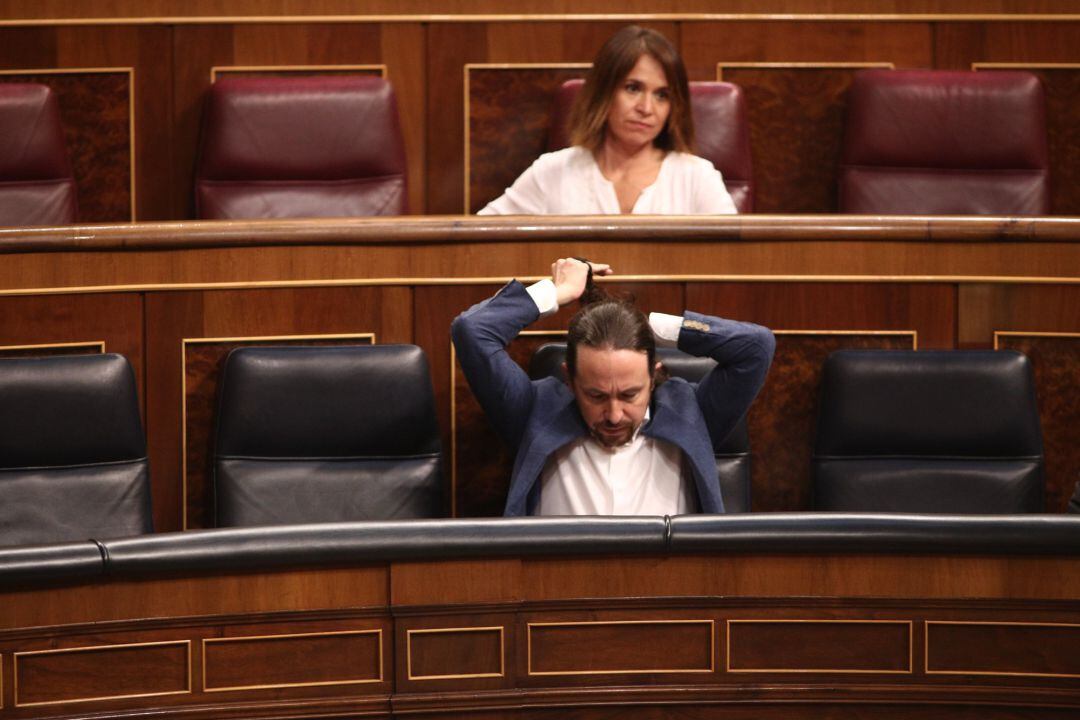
[568,25,694,154]
[565,272,666,386]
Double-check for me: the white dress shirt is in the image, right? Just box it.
[479,146,738,216]
[526,279,694,516]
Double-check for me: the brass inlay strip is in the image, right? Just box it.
[3,14,1080,27]
[203,629,383,691]
[0,269,1075,301]
[974,62,1080,70]
[180,331,376,529]
[406,626,505,680]
[717,60,894,81]
[726,619,913,674]
[527,619,715,676]
[211,63,387,83]
[0,340,105,353]
[926,621,1080,679]
[13,640,191,707]
[774,329,917,350]
[450,328,565,518]
[0,273,1076,301]
[994,330,1080,349]
[463,62,591,214]
[0,67,137,222]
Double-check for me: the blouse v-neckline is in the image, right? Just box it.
[592,151,671,214]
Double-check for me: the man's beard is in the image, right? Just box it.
[589,419,638,448]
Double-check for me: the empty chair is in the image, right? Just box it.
[529,343,752,512]
[547,79,754,212]
[839,69,1049,215]
[0,83,77,227]
[813,350,1044,513]
[195,75,407,219]
[0,354,151,546]
[213,345,442,526]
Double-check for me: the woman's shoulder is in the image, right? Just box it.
[664,151,720,174]
[532,145,592,170]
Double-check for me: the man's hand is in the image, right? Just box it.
[551,258,613,307]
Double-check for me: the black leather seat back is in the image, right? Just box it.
[813,350,1044,513]
[529,343,751,512]
[214,345,442,526]
[0,354,151,546]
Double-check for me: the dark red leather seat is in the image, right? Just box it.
[0,83,77,227]
[840,69,1049,215]
[195,76,407,219]
[547,79,754,212]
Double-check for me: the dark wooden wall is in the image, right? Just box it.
[0,218,1076,531]
[3,548,1080,719]
[0,8,1079,219]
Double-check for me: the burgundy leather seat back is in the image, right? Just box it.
[547,79,754,213]
[0,83,77,227]
[840,69,1049,215]
[196,76,407,219]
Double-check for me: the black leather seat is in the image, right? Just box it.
[529,343,751,512]
[0,354,152,546]
[213,345,443,526]
[812,350,1044,513]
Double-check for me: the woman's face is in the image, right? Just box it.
[604,53,672,150]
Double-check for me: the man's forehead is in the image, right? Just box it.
[574,346,651,386]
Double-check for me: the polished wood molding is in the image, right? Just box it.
[5,216,1080,253]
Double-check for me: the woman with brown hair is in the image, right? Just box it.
[479,26,737,215]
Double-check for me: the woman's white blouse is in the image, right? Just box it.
[478,146,738,215]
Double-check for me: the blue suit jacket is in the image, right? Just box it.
[451,281,775,516]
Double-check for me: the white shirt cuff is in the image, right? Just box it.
[649,312,682,348]
[526,278,559,317]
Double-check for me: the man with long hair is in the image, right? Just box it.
[452,258,774,516]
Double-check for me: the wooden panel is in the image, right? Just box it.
[5,1,1080,18]
[728,620,910,673]
[183,333,374,530]
[524,554,1080,601]
[449,282,684,517]
[1029,68,1080,216]
[959,283,1080,347]
[528,620,713,676]
[54,25,173,222]
[381,22,427,215]
[146,286,411,531]
[426,23,486,215]
[0,292,144,412]
[1,567,388,631]
[14,641,189,706]
[682,20,932,71]
[407,626,504,680]
[467,65,587,213]
[392,559,522,606]
[203,629,382,691]
[714,65,884,213]
[927,622,1080,677]
[996,333,1080,512]
[0,69,132,222]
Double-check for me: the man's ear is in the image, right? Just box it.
[562,361,571,386]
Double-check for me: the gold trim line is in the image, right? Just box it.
[527,619,715,677]
[203,629,384,692]
[406,626,505,681]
